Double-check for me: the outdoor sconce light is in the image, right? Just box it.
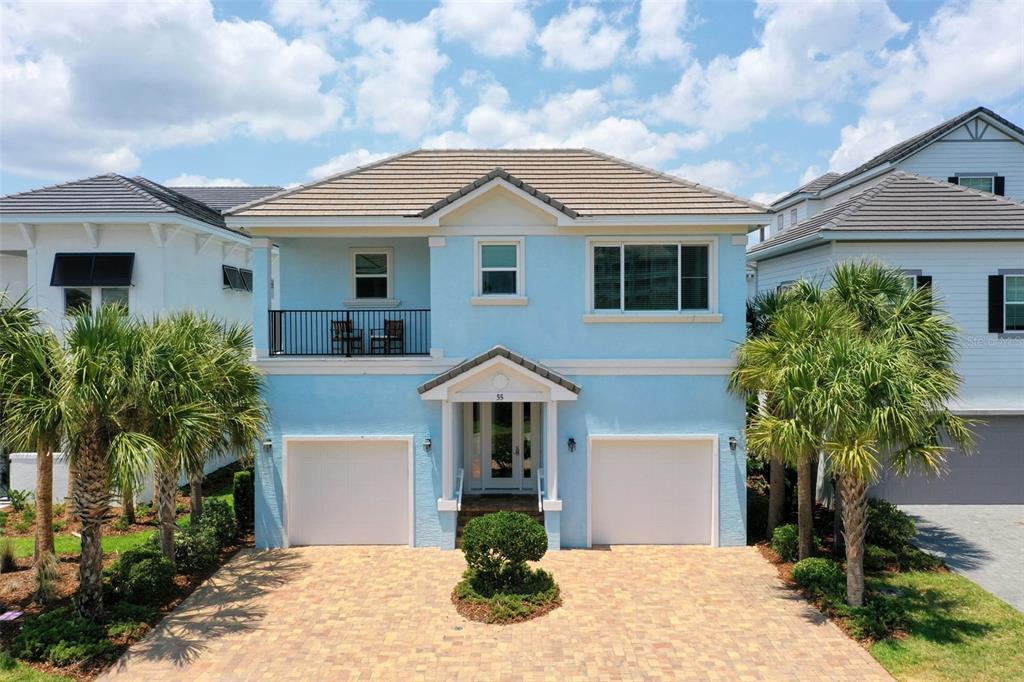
[261,439,273,452]
[424,437,432,452]
[567,437,576,453]
[728,436,738,452]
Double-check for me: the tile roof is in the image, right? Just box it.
[229,149,767,218]
[0,174,247,235]
[770,172,842,207]
[748,171,1024,256]
[170,186,283,212]
[417,345,582,395]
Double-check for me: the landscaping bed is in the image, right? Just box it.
[0,464,254,681]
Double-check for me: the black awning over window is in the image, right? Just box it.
[222,265,246,291]
[51,253,134,287]
[239,268,253,292]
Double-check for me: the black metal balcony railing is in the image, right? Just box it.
[269,309,430,357]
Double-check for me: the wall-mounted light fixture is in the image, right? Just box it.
[567,437,576,453]
[728,436,738,452]
[424,436,432,452]
[261,439,273,453]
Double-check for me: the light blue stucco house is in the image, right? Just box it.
[225,150,770,550]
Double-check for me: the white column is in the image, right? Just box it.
[442,399,454,500]
[251,238,273,358]
[545,400,558,500]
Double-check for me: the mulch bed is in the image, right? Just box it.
[451,590,561,625]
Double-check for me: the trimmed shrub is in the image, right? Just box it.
[233,469,255,530]
[792,558,845,601]
[866,499,916,549]
[105,544,174,604]
[105,603,156,642]
[461,512,548,589]
[199,498,236,547]
[770,524,800,562]
[849,594,910,640]
[896,544,943,572]
[12,606,114,665]
[175,526,220,574]
[864,544,899,572]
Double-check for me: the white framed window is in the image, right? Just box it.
[63,287,130,316]
[346,247,397,307]
[588,238,715,315]
[956,175,995,193]
[1006,275,1024,332]
[473,238,526,304]
[776,214,784,231]
[790,208,798,226]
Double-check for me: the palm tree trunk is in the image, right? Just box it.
[189,471,204,524]
[72,436,110,620]
[839,475,869,607]
[767,455,785,536]
[33,446,55,568]
[797,454,814,560]
[122,489,136,525]
[833,476,845,557]
[154,463,178,564]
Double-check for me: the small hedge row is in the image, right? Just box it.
[233,469,254,530]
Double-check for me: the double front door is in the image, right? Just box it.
[464,401,537,491]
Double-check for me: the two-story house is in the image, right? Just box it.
[749,107,1024,505]
[225,149,770,550]
[0,174,281,499]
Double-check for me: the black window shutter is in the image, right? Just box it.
[947,176,959,185]
[988,275,1004,333]
[916,275,932,289]
[994,176,1005,196]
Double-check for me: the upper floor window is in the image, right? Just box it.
[222,265,252,292]
[477,240,522,296]
[591,241,711,313]
[64,287,130,316]
[1006,275,1024,332]
[790,208,798,226]
[352,249,391,299]
[957,175,995,193]
[776,214,784,231]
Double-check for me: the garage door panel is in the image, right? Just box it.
[287,440,409,546]
[591,439,713,545]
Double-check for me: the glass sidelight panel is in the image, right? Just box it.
[522,403,532,479]
[491,401,514,478]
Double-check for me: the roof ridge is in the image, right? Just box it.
[170,185,283,190]
[1,173,123,201]
[225,150,420,215]
[579,147,769,213]
[417,168,580,219]
[106,174,177,213]
[825,171,908,230]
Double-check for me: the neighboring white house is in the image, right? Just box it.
[0,174,281,500]
[749,168,1024,503]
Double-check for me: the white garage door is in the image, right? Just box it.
[590,438,714,545]
[286,439,410,546]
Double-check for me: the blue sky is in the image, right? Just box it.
[2,0,1022,203]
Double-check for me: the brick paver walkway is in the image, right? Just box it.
[101,546,889,681]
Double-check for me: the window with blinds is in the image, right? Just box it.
[592,242,711,313]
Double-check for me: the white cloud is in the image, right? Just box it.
[751,190,785,205]
[799,165,825,186]
[350,17,455,138]
[829,0,1024,171]
[0,0,343,179]
[430,0,535,57]
[669,160,743,192]
[164,174,250,187]
[636,0,691,63]
[537,6,628,71]
[307,149,393,178]
[269,0,367,44]
[650,1,907,136]
[423,84,708,167]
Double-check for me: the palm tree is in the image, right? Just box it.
[0,295,64,572]
[732,296,855,560]
[818,262,971,605]
[61,305,157,619]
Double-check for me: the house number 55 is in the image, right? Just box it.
[495,393,504,401]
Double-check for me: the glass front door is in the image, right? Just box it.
[478,402,537,491]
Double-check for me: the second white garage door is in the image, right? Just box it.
[590,437,716,546]
[286,438,411,546]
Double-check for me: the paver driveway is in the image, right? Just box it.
[102,546,889,681]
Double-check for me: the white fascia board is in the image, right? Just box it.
[225,216,428,230]
[747,233,826,261]
[1,213,250,245]
[575,214,771,228]
[748,229,1024,262]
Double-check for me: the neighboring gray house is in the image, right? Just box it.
[749,169,1024,503]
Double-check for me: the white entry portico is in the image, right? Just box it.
[418,346,580,549]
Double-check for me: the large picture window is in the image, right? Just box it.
[591,242,711,313]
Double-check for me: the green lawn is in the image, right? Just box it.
[869,571,1024,682]
[10,530,154,559]
[0,657,74,682]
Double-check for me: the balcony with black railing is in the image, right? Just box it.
[269,309,431,357]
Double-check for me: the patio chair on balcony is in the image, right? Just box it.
[331,319,364,356]
[370,319,404,355]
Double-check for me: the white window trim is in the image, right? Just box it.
[955,173,996,193]
[346,247,399,308]
[474,237,526,304]
[584,236,718,319]
[63,286,130,316]
[1005,273,1024,335]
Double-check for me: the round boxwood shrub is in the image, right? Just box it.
[791,557,845,602]
[770,523,800,562]
[866,498,916,549]
[198,498,237,548]
[174,526,220,574]
[105,544,174,603]
[461,512,548,589]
